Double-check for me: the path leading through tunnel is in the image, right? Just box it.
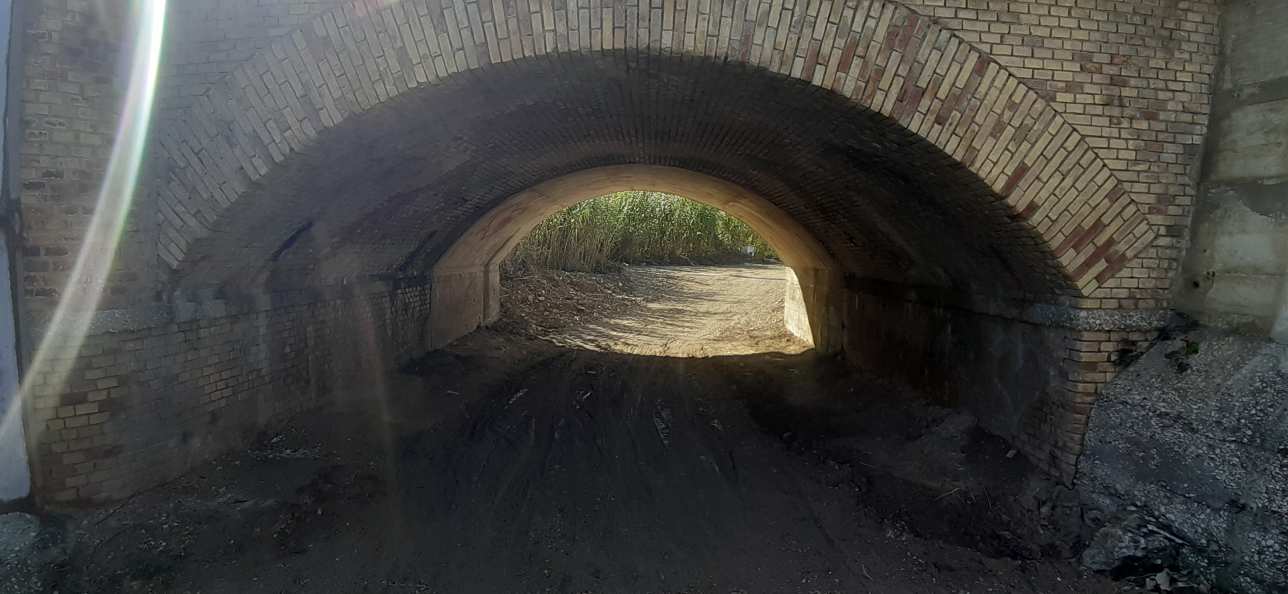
[499,264,810,357]
[46,266,1124,593]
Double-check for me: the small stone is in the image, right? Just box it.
[1081,520,1177,576]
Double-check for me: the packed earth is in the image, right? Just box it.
[6,265,1144,593]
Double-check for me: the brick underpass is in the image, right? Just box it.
[10,0,1217,505]
[11,1,1288,593]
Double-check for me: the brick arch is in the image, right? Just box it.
[155,0,1152,297]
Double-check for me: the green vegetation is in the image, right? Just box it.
[505,192,776,273]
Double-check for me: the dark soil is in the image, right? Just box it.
[26,266,1134,594]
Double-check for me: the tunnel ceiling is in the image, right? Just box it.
[171,52,1070,298]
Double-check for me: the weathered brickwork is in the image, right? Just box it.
[22,281,431,503]
[159,0,348,116]
[164,51,1089,304]
[152,0,1157,303]
[145,0,1222,310]
[12,0,1223,502]
[17,0,149,311]
[903,1,1222,309]
[1013,328,1154,480]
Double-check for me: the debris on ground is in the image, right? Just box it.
[1081,325,1288,594]
[498,267,642,335]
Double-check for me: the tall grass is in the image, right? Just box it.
[505,192,776,273]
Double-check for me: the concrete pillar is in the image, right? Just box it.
[784,266,842,354]
[427,265,501,349]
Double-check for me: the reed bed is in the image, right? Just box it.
[505,191,776,273]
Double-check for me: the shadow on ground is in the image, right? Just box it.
[18,265,1130,593]
[33,330,1118,594]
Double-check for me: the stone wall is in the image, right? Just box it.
[146,0,1228,309]
[1176,0,1288,341]
[22,0,1224,316]
[18,0,353,311]
[1077,5,1288,591]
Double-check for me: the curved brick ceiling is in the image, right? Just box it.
[174,54,1051,297]
[156,0,1154,300]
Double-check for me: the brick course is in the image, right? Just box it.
[158,0,349,117]
[902,0,1221,308]
[18,0,145,311]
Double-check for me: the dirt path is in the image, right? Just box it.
[28,266,1132,594]
[500,264,809,356]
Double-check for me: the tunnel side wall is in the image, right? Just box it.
[842,284,1157,481]
[429,267,500,349]
[783,268,814,346]
[24,281,431,504]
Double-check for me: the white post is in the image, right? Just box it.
[0,0,29,503]
[0,233,30,502]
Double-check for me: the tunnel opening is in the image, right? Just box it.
[493,190,814,357]
[428,166,842,354]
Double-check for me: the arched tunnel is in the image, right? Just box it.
[171,51,1069,301]
[169,49,1083,355]
[7,0,1214,590]
[16,0,1169,505]
[150,31,1150,483]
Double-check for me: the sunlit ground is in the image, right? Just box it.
[502,264,812,357]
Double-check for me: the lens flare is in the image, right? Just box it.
[2,1,167,472]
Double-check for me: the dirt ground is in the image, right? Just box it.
[499,264,810,356]
[15,265,1140,594]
